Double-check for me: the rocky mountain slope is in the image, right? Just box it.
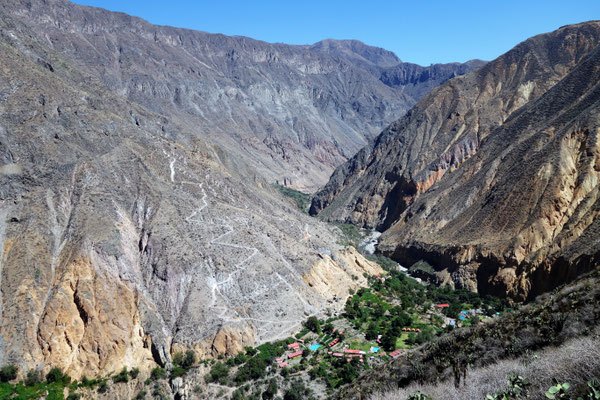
[0,5,393,379]
[0,0,482,191]
[311,21,600,301]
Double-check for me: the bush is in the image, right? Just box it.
[24,369,41,386]
[245,347,257,356]
[46,367,70,384]
[0,365,18,383]
[407,392,430,400]
[235,357,267,383]
[206,362,230,384]
[129,367,140,379]
[97,381,109,394]
[173,350,196,370]
[150,367,166,381]
[232,388,246,400]
[273,184,311,212]
[135,390,147,399]
[171,366,186,379]
[113,367,129,383]
[230,353,248,366]
[545,381,570,399]
[172,352,183,367]
[303,316,321,334]
[66,393,81,400]
[256,341,285,361]
[80,375,91,387]
[182,350,196,368]
[284,380,312,400]
[262,378,278,399]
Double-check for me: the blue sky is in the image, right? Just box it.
[72,0,599,65]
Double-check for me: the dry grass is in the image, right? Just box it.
[371,330,600,400]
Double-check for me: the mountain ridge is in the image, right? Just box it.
[1,0,483,191]
[311,20,600,301]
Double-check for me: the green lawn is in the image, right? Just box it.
[348,341,375,352]
[395,333,413,350]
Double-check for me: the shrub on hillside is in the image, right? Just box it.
[46,367,70,384]
[206,362,230,384]
[113,367,129,383]
[150,367,166,381]
[235,356,268,383]
[0,365,18,383]
[24,369,41,386]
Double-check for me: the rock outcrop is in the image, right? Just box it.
[302,247,384,302]
[312,21,600,301]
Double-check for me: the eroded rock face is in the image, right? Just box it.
[0,0,482,192]
[0,9,383,377]
[302,247,384,302]
[312,21,600,301]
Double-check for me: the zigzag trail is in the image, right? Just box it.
[165,153,310,337]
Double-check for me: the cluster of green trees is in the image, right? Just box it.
[343,268,507,352]
[233,379,280,400]
[206,340,289,386]
[206,362,230,385]
[331,223,364,248]
[273,184,312,213]
[171,350,196,378]
[0,349,200,400]
[371,267,506,317]
[306,356,365,389]
[344,285,416,351]
[0,365,83,400]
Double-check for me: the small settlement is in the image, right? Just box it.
[268,267,500,380]
[203,256,506,397]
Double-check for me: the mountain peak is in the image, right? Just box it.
[310,38,402,67]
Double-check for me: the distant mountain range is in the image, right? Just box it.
[1,0,483,191]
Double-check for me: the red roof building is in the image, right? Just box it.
[288,351,302,359]
[436,304,450,308]
[389,350,403,358]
